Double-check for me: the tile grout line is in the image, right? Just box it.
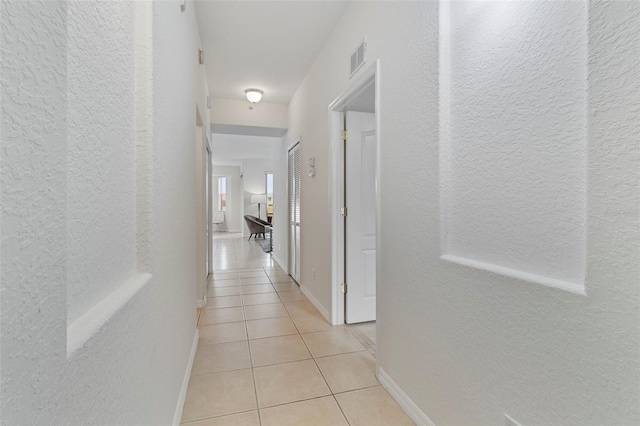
[255,295,348,423]
[200,252,381,425]
[180,408,259,425]
[243,294,263,426]
[259,394,345,412]
[296,318,353,426]
[333,393,353,426]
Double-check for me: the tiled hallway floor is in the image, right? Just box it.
[181,234,414,425]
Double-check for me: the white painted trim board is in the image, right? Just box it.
[196,296,207,309]
[67,273,153,358]
[378,367,435,426]
[271,253,287,273]
[328,59,381,326]
[299,283,331,323]
[173,328,199,426]
[441,255,586,296]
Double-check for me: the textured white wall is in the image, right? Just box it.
[286,1,639,425]
[147,1,209,421]
[284,0,383,311]
[66,0,138,324]
[442,1,586,291]
[1,0,210,423]
[211,133,280,162]
[1,2,68,423]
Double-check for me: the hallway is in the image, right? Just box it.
[181,235,409,425]
[2,1,638,424]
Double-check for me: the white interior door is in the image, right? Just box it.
[345,111,376,323]
[288,143,301,283]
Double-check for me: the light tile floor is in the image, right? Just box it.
[181,234,413,425]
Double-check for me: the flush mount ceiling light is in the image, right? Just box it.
[245,88,264,104]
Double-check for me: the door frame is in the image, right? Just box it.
[328,59,381,325]
[206,141,213,277]
[195,106,208,308]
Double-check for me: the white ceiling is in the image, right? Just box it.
[195,0,350,104]
[211,133,280,165]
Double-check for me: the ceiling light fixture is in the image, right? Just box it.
[245,88,264,104]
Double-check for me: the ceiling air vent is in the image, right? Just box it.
[350,39,367,78]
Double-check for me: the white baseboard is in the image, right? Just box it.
[173,328,199,426]
[271,253,287,272]
[196,297,207,309]
[377,367,435,426]
[299,284,331,323]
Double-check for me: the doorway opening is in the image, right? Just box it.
[265,172,274,224]
[216,176,228,213]
[329,60,380,325]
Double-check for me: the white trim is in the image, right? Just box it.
[377,367,435,426]
[271,253,287,273]
[67,273,153,358]
[328,109,345,326]
[441,255,587,296]
[299,284,331,323]
[505,414,524,426]
[328,59,381,326]
[173,328,199,426]
[196,296,207,309]
[373,59,382,350]
[286,137,302,152]
[328,60,378,111]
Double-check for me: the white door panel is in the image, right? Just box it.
[362,133,377,238]
[363,249,376,297]
[345,111,376,323]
